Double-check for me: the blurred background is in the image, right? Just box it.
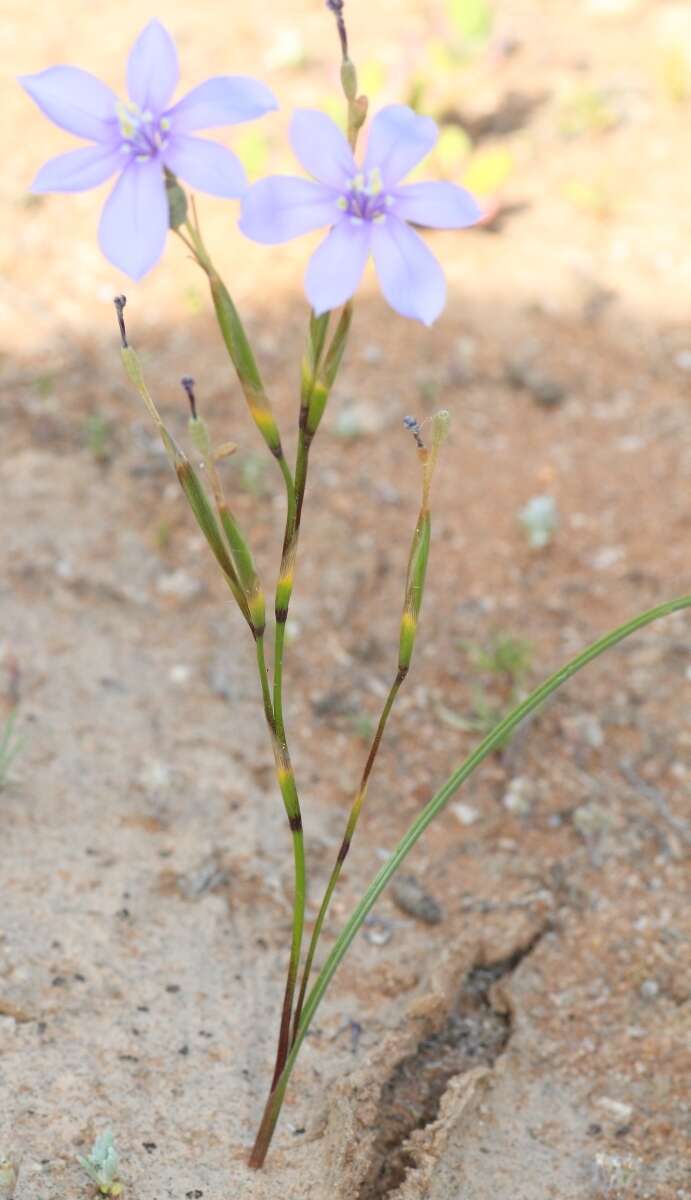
[1,1,690,1197]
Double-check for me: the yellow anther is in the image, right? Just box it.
[116,99,137,140]
[337,196,348,211]
[366,167,383,196]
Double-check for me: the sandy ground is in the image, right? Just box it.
[1,0,690,1197]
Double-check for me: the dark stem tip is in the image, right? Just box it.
[403,414,425,450]
[326,0,348,60]
[113,295,128,348]
[181,375,197,419]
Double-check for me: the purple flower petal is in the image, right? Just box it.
[167,76,277,133]
[364,105,438,187]
[98,159,168,280]
[305,218,371,315]
[163,135,246,198]
[393,181,482,228]
[31,143,124,193]
[19,67,118,142]
[240,176,340,244]
[127,19,179,114]
[290,109,356,187]
[372,216,445,326]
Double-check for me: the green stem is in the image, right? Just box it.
[254,306,354,1148]
[255,635,274,732]
[273,621,289,747]
[292,669,406,1038]
[249,594,691,1167]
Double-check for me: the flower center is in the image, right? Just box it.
[337,167,393,225]
[116,100,171,162]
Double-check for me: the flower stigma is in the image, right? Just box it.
[116,99,171,159]
[339,167,392,224]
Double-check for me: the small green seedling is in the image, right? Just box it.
[458,632,534,748]
[469,632,533,690]
[0,711,22,791]
[84,413,113,464]
[77,1130,123,1196]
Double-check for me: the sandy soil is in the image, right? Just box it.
[1,1,690,1197]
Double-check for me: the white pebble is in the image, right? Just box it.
[452,802,480,826]
[595,1096,634,1123]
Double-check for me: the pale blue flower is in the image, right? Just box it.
[20,20,277,279]
[239,106,482,324]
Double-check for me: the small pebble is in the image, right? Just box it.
[595,1096,634,1123]
[452,802,480,826]
[562,713,604,749]
[589,545,625,571]
[138,759,171,796]
[503,776,535,815]
[391,875,443,925]
[639,978,659,1000]
[169,664,191,685]
[573,801,611,837]
[363,916,393,946]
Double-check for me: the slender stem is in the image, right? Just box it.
[294,433,311,531]
[176,205,309,1091]
[292,668,406,1037]
[249,594,691,1166]
[255,635,274,731]
[262,311,345,1101]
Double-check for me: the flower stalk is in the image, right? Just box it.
[291,413,447,1036]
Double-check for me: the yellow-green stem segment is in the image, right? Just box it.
[292,667,406,1037]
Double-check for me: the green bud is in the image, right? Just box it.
[166,176,188,230]
[432,408,451,450]
[188,416,212,459]
[351,94,369,132]
[176,460,253,629]
[398,511,431,671]
[305,304,352,436]
[120,345,146,394]
[219,507,259,596]
[209,273,283,456]
[341,57,358,102]
[305,380,328,438]
[301,311,331,406]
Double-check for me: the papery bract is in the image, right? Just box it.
[239,105,482,325]
[20,20,277,279]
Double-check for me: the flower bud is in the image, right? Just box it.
[398,511,431,672]
[341,57,358,102]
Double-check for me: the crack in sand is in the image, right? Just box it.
[357,929,548,1199]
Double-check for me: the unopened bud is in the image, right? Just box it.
[341,57,358,102]
[432,409,451,450]
[166,174,188,230]
[351,94,369,132]
[189,415,212,459]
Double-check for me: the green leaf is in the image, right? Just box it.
[262,595,691,1146]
